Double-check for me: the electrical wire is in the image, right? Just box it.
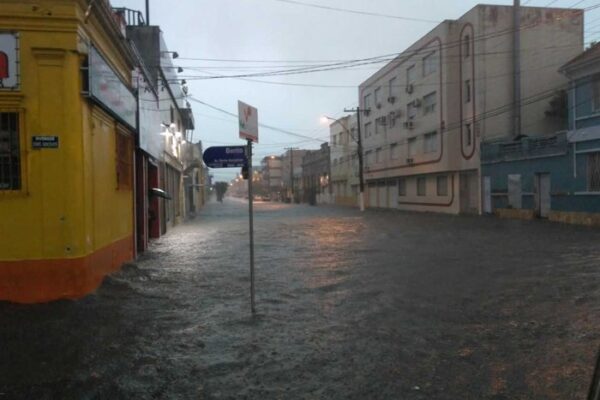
[268,0,440,23]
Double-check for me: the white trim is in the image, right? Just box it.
[574,191,600,196]
[575,148,600,155]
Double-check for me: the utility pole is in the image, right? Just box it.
[145,0,150,25]
[286,147,298,203]
[344,107,367,212]
[513,0,521,138]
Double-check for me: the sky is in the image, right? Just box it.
[112,0,600,181]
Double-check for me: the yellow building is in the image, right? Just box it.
[0,0,137,303]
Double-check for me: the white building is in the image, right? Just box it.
[358,4,583,214]
[329,114,359,206]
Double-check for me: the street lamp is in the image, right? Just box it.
[322,114,366,212]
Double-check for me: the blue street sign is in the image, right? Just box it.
[203,146,247,168]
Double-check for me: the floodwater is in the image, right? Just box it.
[2,198,600,399]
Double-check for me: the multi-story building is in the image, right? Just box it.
[329,114,359,206]
[358,4,583,214]
[260,155,282,200]
[0,0,139,303]
[301,143,331,205]
[281,149,307,203]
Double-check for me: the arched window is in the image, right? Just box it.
[463,35,471,58]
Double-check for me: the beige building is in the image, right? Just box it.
[329,114,360,206]
[281,149,308,203]
[358,4,583,214]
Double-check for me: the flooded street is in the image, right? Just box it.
[2,199,600,399]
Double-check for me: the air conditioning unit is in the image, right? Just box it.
[387,96,396,104]
[376,116,387,125]
[403,121,414,129]
[413,99,422,107]
[406,158,414,164]
[405,84,414,94]
[376,102,382,109]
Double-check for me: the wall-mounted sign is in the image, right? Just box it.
[238,101,258,143]
[203,146,247,168]
[88,46,137,130]
[32,136,59,149]
[0,32,19,90]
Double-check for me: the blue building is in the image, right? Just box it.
[481,44,600,223]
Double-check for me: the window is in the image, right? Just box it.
[389,77,397,98]
[364,122,373,138]
[465,123,472,146]
[332,134,337,146]
[365,150,373,166]
[423,51,438,76]
[374,87,381,107]
[390,143,399,160]
[398,178,406,196]
[464,35,470,58]
[437,175,448,196]
[417,177,427,196]
[423,92,437,115]
[116,131,133,190]
[375,148,382,163]
[407,102,417,119]
[407,65,416,85]
[589,152,600,191]
[0,112,20,190]
[424,131,438,153]
[593,78,600,113]
[364,93,372,111]
[465,80,471,103]
[408,137,417,157]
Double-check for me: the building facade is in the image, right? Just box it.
[281,149,307,203]
[329,114,359,206]
[358,4,583,214]
[301,143,331,205]
[481,43,600,223]
[0,0,138,302]
[121,12,195,238]
[260,155,282,201]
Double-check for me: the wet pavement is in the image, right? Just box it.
[2,198,600,399]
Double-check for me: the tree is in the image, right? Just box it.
[214,182,229,202]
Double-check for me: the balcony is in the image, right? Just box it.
[481,132,568,164]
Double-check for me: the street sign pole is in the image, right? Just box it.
[239,100,258,314]
[247,139,256,314]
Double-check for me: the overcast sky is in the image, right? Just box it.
[112,0,598,181]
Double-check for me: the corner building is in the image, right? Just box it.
[358,4,583,214]
[0,0,137,303]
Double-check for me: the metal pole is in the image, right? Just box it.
[513,0,521,138]
[356,108,366,211]
[247,139,255,314]
[145,0,150,25]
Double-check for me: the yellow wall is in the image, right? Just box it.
[0,0,135,302]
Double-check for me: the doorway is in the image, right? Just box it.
[534,173,551,218]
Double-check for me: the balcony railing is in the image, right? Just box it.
[481,132,568,163]
[113,8,146,26]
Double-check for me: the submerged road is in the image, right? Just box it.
[2,198,600,399]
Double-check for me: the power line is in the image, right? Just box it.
[187,97,327,143]
[268,0,440,23]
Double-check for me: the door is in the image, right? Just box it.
[388,180,398,209]
[535,173,551,218]
[368,183,377,208]
[460,171,479,214]
[482,176,492,214]
[378,182,387,208]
